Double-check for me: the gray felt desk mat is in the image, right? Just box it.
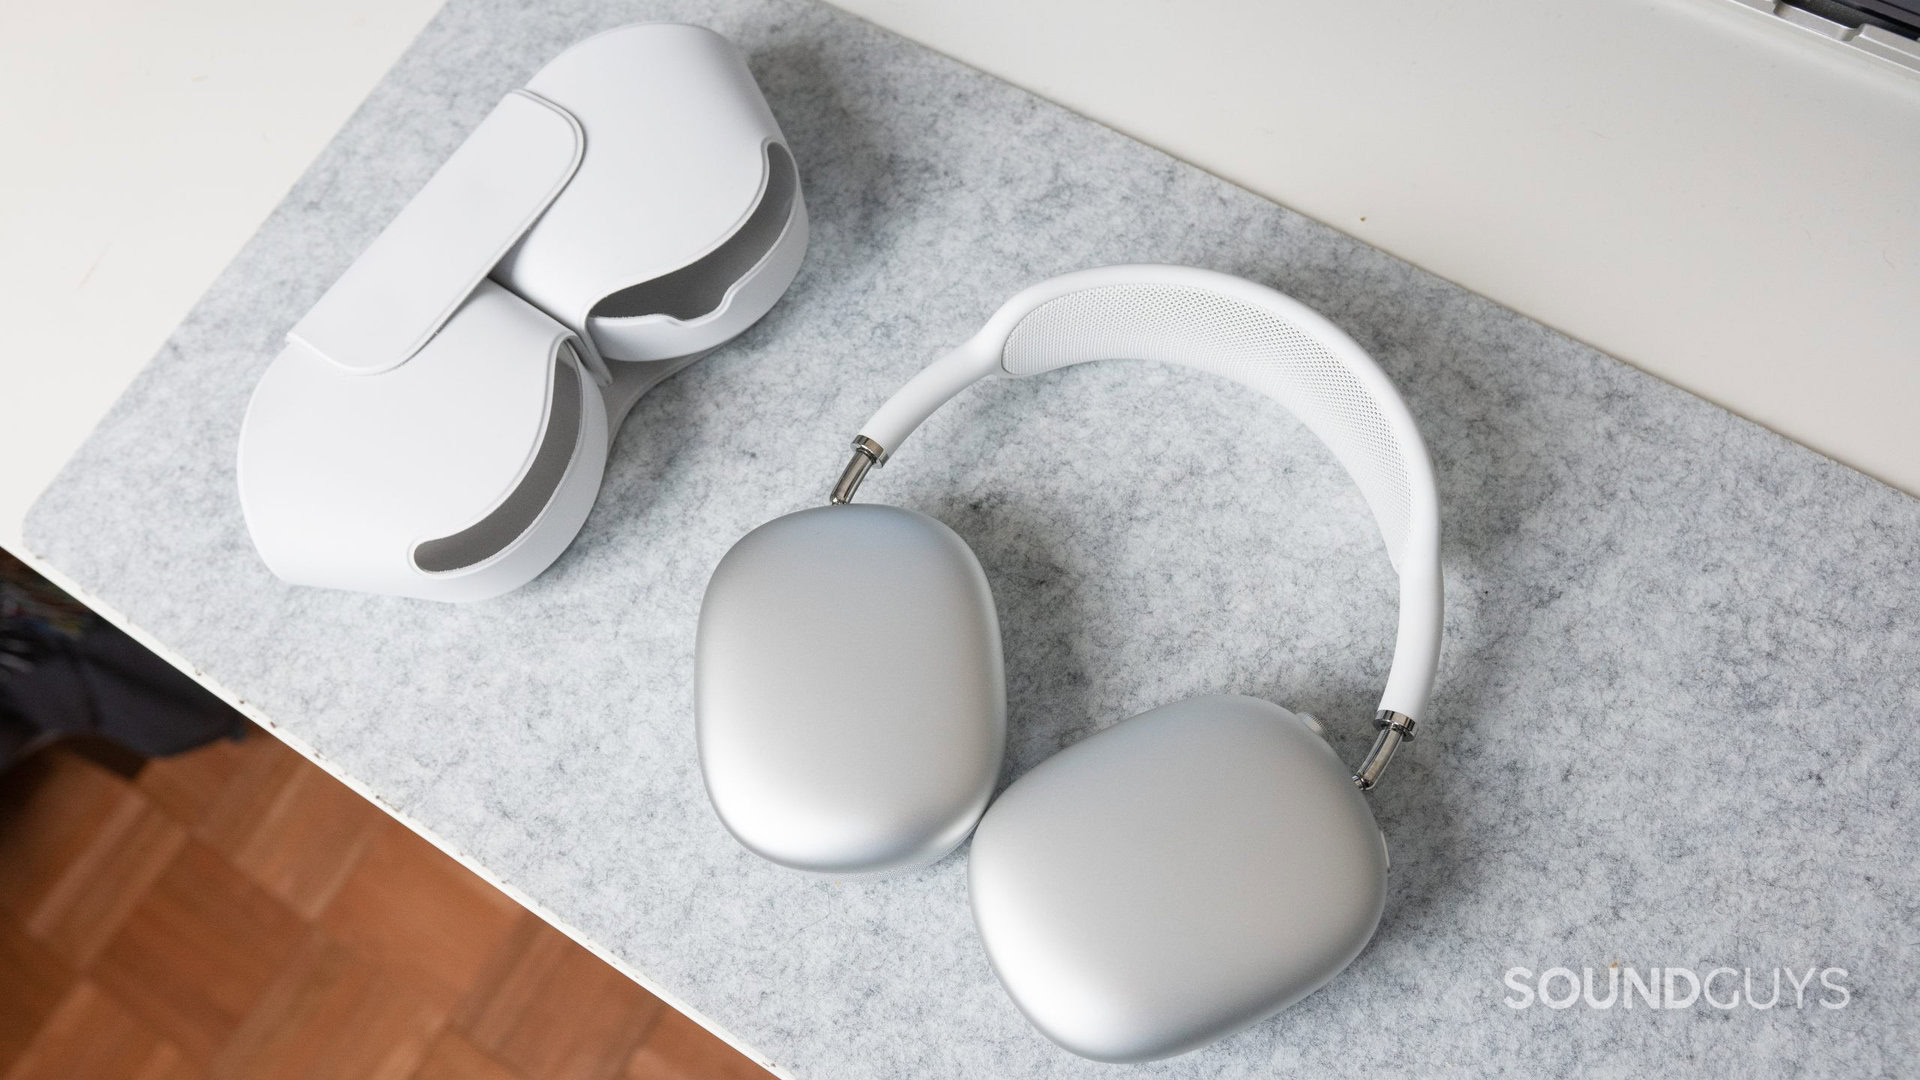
[24,0,1920,1076]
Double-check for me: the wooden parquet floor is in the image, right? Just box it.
[0,727,768,1080]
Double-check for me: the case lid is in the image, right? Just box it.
[288,90,583,376]
[499,23,799,364]
[239,282,585,598]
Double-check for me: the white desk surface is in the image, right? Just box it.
[3,0,1917,558]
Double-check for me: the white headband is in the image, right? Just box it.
[830,265,1442,784]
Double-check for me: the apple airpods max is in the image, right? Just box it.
[698,265,1442,1061]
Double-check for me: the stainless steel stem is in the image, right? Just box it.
[829,436,885,504]
[1352,710,1416,790]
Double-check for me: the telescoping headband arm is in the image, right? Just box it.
[828,265,1442,790]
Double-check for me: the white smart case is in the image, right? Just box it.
[239,24,807,601]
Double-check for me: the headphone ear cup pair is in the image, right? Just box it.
[696,501,1389,1062]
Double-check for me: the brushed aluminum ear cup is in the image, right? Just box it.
[968,695,1388,1062]
[696,504,1006,875]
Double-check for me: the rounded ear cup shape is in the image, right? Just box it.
[967,695,1387,1062]
[697,504,1007,875]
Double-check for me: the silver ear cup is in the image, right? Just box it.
[697,503,1007,875]
[968,695,1388,1062]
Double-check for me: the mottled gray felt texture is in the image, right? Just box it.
[24,1,1920,1076]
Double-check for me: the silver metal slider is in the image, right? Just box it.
[829,436,885,504]
[1352,710,1416,791]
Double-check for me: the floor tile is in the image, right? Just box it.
[1,982,196,1080]
[456,915,664,1080]
[195,740,384,918]
[0,917,74,1074]
[623,1009,770,1080]
[0,750,186,966]
[0,751,143,920]
[30,805,184,968]
[410,1030,521,1080]
[209,929,448,1080]
[318,819,522,1004]
[92,841,307,1065]
[134,736,249,826]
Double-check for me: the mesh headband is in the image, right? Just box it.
[1001,283,1420,573]
[831,266,1442,781]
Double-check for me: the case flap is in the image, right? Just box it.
[495,24,789,361]
[289,90,584,375]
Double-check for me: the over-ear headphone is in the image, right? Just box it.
[696,265,1442,1062]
